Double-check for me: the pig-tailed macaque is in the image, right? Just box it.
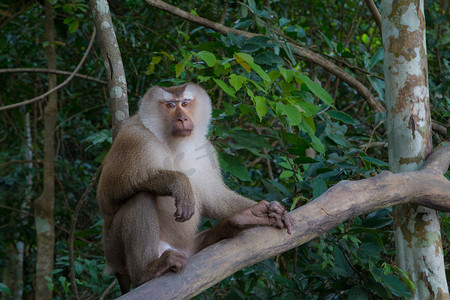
[97,83,294,294]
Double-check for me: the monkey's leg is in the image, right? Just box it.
[121,194,188,289]
[195,200,294,252]
[115,273,131,294]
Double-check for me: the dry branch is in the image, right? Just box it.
[119,144,450,299]
[144,0,385,113]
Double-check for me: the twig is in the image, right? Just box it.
[363,119,385,153]
[0,68,107,85]
[0,159,41,168]
[0,27,96,111]
[68,165,102,299]
[99,279,118,300]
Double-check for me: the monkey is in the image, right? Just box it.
[97,83,294,294]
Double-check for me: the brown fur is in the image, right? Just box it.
[97,83,294,294]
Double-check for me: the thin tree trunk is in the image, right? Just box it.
[34,1,57,299]
[90,0,129,138]
[380,1,449,298]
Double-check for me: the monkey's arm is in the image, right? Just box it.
[195,200,294,253]
[97,121,195,221]
[98,167,195,221]
[200,184,256,220]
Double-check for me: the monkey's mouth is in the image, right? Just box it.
[173,129,192,137]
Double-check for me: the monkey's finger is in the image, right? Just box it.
[174,205,194,222]
[283,213,295,235]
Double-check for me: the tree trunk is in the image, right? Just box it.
[380,1,449,298]
[34,1,57,299]
[90,0,129,138]
[1,113,31,300]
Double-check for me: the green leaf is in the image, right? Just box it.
[368,76,385,100]
[310,134,325,154]
[383,275,412,298]
[229,74,246,91]
[280,170,294,179]
[328,110,355,124]
[296,74,334,107]
[253,96,268,121]
[368,47,384,70]
[68,20,79,33]
[280,104,302,126]
[175,53,192,77]
[231,130,270,148]
[218,152,251,181]
[336,42,344,54]
[213,79,236,98]
[194,51,217,67]
[248,61,271,82]
[319,31,335,51]
[361,156,389,167]
[296,101,320,117]
[279,67,295,83]
[312,177,327,199]
[347,286,369,300]
[0,283,11,296]
[234,52,254,63]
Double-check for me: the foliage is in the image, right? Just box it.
[0,0,448,299]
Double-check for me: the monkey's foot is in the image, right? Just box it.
[229,200,294,234]
[158,249,188,275]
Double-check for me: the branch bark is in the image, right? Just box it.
[144,0,385,113]
[119,144,450,299]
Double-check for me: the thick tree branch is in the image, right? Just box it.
[119,144,450,299]
[0,28,96,112]
[144,0,385,113]
[0,68,107,85]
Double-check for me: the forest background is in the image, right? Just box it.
[0,0,449,299]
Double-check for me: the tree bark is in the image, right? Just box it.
[380,0,449,298]
[33,1,57,299]
[90,0,129,138]
[118,145,450,299]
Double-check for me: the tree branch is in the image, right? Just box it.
[0,28,96,112]
[118,144,450,299]
[0,68,107,85]
[365,0,382,34]
[144,0,385,113]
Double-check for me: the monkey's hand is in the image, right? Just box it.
[266,200,295,235]
[229,200,294,234]
[173,190,195,222]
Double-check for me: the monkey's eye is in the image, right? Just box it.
[165,102,176,109]
[181,101,190,107]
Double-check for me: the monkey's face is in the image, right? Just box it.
[162,96,194,137]
[139,83,212,145]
